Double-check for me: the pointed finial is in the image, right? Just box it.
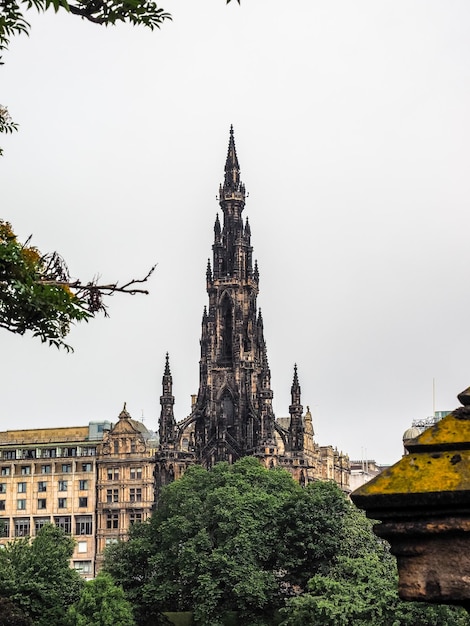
[164,352,171,376]
[245,217,251,237]
[118,402,131,419]
[222,125,245,198]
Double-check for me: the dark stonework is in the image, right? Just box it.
[155,128,350,494]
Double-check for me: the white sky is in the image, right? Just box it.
[1,0,470,465]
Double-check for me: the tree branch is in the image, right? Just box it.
[39,264,157,296]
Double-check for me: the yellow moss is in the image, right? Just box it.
[417,413,470,446]
[357,450,470,496]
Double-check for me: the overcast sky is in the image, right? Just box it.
[1,1,470,465]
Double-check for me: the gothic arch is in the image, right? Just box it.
[218,291,234,361]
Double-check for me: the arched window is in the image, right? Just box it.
[220,294,233,361]
[222,393,234,428]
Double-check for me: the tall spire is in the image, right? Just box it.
[159,353,176,446]
[288,364,304,452]
[220,125,246,201]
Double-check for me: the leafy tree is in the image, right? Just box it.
[105,458,351,626]
[0,598,33,626]
[0,524,83,626]
[66,572,136,626]
[105,460,470,626]
[279,507,470,626]
[0,220,154,350]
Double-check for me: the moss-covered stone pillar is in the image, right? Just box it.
[351,388,470,608]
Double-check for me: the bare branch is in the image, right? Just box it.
[39,264,157,296]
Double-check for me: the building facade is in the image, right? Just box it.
[0,422,109,578]
[95,405,157,568]
[0,410,157,577]
[155,128,350,494]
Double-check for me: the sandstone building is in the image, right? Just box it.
[0,414,157,577]
[0,422,107,578]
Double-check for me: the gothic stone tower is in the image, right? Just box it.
[192,126,277,468]
[155,128,350,490]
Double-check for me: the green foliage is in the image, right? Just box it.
[279,507,470,626]
[105,461,470,626]
[0,597,33,626]
[0,0,240,65]
[0,106,18,156]
[66,572,136,626]
[0,0,172,63]
[0,220,91,350]
[105,458,351,626]
[0,524,83,626]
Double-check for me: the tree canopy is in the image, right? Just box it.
[104,457,470,626]
[0,524,83,626]
[66,572,136,626]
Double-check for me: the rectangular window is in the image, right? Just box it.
[78,480,88,491]
[35,517,50,534]
[1,467,10,476]
[61,464,71,473]
[75,516,92,535]
[58,480,68,491]
[129,512,142,525]
[0,519,10,537]
[106,513,119,529]
[42,448,56,459]
[130,488,142,503]
[73,560,91,574]
[14,519,30,537]
[77,541,87,553]
[63,448,77,457]
[84,447,96,457]
[17,482,26,493]
[105,538,118,546]
[54,516,71,534]
[0,483,6,494]
[58,498,67,509]
[37,498,47,509]
[17,499,26,510]
[81,463,92,472]
[106,489,119,504]
[21,465,31,475]
[4,451,16,460]
[41,465,51,474]
[107,468,119,480]
[0,501,5,511]
[37,481,47,492]
[78,497,88,508]
[130,468,142,480]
